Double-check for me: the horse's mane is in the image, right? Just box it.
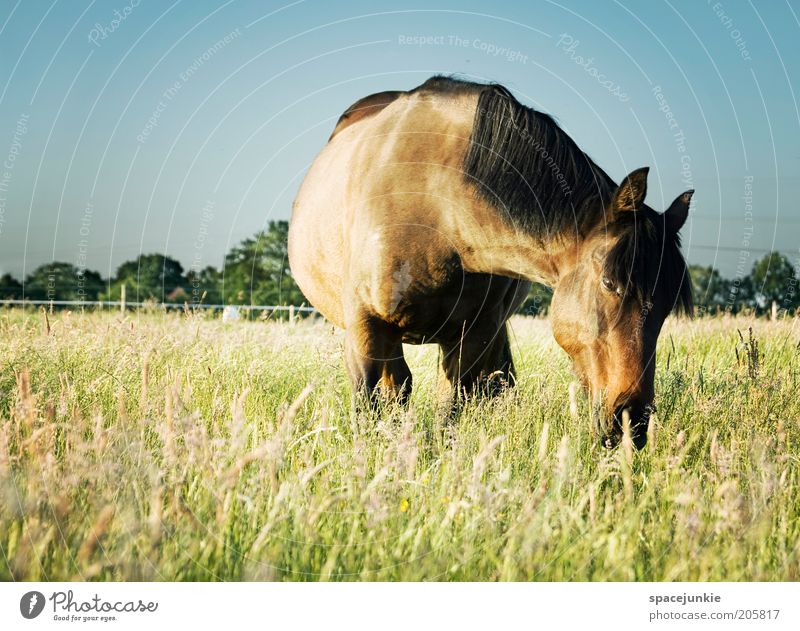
[415,75,692,315]
[418,77,618,238]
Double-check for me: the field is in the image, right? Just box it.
[0,309,798,581]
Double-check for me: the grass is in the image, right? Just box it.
[0,309,798,581]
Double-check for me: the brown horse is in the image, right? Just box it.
[289,76,692,449]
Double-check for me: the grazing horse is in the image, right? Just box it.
[289,76,692,449]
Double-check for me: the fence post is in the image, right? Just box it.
[771,300,777,321]
[120,284,126,314]
[288,304,295,326]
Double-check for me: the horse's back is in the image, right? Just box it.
[328,90,404,140]
[290,92,408,326]
[289,82,494,333]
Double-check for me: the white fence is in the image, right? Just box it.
[0,299,317,316]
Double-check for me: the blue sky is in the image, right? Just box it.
[0,0,798,279]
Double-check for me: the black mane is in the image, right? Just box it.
[415,75,692,315]
[454,78,616,238]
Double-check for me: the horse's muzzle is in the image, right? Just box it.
[591,395,652,450]
[609,404,652,450]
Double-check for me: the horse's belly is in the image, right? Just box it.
[288,143,351,327]
[394,272,530,345]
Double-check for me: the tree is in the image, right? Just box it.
[222,222,305,306]
[25,262,104,301]
[749,251,799,313]
[689,265,730,315]
[186,265,222,305]
[725,274,755,314]
[107,254,187,302]
[0,273,23,299]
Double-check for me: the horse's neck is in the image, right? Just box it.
[453,202,584,287]
[388,90,590,287]
[430,92,601,287]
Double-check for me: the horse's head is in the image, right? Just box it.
[550,167,693,449]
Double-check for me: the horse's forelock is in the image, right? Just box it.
[603,212,692,315]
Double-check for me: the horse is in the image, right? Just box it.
[288,76,693,449]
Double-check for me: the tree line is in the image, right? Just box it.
[0,221,304,307]
[516,250,800,317]
[1,220,797,318]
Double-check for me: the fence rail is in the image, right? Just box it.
[0,299,317,313]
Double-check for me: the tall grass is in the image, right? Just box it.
[0,309,798,580]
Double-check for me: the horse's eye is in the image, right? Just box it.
[601,276,616,292]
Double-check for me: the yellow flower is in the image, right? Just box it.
[399,498,410,513]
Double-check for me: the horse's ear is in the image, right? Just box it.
[612,167,649,212]
[664,190,693,233]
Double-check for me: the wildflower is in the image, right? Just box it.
[399,498,409,513]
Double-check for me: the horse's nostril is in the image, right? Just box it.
[614,404,650,450]
[598,405,650,450]
[602,434,620,449]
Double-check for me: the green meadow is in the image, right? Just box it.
[1,310,798,580]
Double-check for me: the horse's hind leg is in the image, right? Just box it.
[440,320,515,400]
[344,314,412,407]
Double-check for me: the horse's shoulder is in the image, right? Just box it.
[329,90,405,140]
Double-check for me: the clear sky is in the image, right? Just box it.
[0,0,798,280]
